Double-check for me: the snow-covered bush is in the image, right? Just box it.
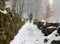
[57,28,60,35]
[51,40,60,44]
[33,20,60,36]
[43,27,57,36]
[33,21,44,29]
[0,8,25,44]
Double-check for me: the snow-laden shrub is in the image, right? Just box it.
[51,40,60,44]
[43,27,57,36]
[57,28,60,35]
[33,20,60,36]
[33,20,44,29]
[0,9,25,44]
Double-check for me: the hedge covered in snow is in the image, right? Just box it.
[0,9,25,44]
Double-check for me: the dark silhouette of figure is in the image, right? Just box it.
[29,13,33,22]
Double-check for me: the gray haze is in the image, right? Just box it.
[51,0,60,21]
[6,0,60,21]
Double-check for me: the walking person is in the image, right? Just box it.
[29,13,33,22]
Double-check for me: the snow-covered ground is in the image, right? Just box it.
[10,22,60,44]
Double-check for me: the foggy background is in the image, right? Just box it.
[50,0,60,21]
[5,0,60,21]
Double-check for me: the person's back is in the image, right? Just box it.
[29,13,33,22]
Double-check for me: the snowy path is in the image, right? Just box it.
[10,22,60,44]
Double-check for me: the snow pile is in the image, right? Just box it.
[10,22,60,44]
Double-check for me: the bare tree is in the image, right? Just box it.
[12,0,25,17]
[12,0,17,11]
[19,0,25,17]
[45,4,53,21]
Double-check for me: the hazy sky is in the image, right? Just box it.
[6,0,60,21]
[49,0,60,21]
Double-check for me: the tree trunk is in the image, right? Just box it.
[12,0,17,11]
[19,0,25,17]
